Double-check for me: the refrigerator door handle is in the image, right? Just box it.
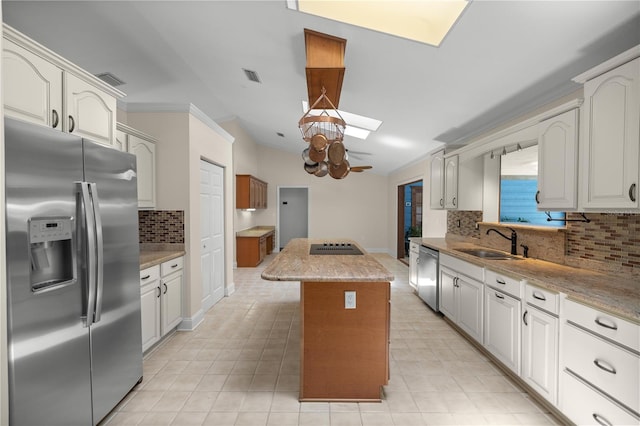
[89,183,105,323]
[77,182,97,327]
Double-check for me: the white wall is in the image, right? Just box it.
[125,107,235,327]
[255,144,390,252]
[387,156,448,252]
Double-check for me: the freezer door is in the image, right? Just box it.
[4,118,93,425]
[82,138,143,423]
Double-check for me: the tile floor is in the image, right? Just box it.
[104,254,561,426]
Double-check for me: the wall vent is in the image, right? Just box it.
[95,72,126,87]
[242,68,261,83]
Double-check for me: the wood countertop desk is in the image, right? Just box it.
[262,239,394,402]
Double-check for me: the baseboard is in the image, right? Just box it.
[178,309,204,331]
[225,282,236,296]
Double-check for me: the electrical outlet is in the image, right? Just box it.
[344,291,356,309]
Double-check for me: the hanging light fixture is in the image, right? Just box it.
[298,87,346,143]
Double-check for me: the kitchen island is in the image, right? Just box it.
[262,239,394,402]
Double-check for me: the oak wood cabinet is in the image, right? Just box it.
[116,123,157,208]
[236,174,268,209]
[236,229,274,267]
[2,24,122,147]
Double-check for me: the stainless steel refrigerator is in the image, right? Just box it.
[5,117,143,425]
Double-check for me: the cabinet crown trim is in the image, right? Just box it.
[572,45,640,84]
[117,122,159,142]
[3,23,125,98]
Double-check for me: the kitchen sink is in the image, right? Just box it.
[454,248,522,260]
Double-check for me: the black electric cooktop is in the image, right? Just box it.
[309,242,363,255]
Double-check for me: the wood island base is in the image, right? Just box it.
[300,280,390,402]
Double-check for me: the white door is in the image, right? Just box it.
[278,187,308,250]
[200,160,225,311]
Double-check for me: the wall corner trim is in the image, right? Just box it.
[177,309,204,332]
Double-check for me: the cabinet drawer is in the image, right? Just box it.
[525,284,559,315]
[485,269,522,299]
[561,370,639,426]
[565,299,638,352]
[440,253,483,282]
[161,256,183,276]
[140,265,160,285]
[564,323,639,413]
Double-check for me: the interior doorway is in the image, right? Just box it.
[397,180,423,263]
[200,159,225,311]
[278,187,309,250]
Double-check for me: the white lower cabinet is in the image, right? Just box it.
[561,371,639,426]
[409,241,419,290]
[139,256,183,352]
[560,299,640,425]
[521,285,559,406]
[483,270,523,375]
[439,254,484,344]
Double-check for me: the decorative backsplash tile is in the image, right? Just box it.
[448,211,640,276]
[138,210,185,244]
[566,213,640,276]
[447,210,482,238]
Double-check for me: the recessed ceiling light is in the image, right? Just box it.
[288,0,468,47]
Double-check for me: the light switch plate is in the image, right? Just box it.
[345,291,356,309]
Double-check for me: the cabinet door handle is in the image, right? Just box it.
[141,275,151,280]
[52,110,59,129]
[629,183,637,202]
[532,291,546,301]
[535,190,540,204]
[163,283,168,294]
[495,292,504,300]
[171,264,178,268]
[68,115,75,133]
[594,317,617,331]
[452,197,456,207]
[523,310,528,326]
[495,278,506,285]
[156,286,161,298]
[592,413,613,426]
[593,359,616,375]
[439,198,443,207]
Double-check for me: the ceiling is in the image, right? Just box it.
[3,1,639,175]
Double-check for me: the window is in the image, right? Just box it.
[500,145,565,227]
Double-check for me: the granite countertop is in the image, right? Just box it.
[140,244,186,270]
[236,226,276,238]
[262,238,394,282]
[417,238,639,323]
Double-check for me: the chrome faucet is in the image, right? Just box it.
[486,227,518,255]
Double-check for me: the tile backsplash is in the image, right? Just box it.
[447,211,639,276]
[138,210,184,244]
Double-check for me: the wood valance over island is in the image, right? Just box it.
[262,239,394,402]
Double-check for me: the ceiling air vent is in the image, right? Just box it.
[95,72,126,87]
[242,68,261,83]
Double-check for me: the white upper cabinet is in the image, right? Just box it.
[2,39,63,129]
[2,24,124,147]
[117,123,157,209]
[537,108,579,210]
[444,155,459,209]
[577,56,640,211]
[429,150,445,209]
[65,73,117,146]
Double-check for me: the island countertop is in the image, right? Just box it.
[261,238,394,282]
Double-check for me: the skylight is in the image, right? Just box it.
[301,100,382,140]
[287,0,468,47]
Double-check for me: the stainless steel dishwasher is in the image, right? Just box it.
[417,245,439,312]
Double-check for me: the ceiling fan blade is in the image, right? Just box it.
[350,165,373,172]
